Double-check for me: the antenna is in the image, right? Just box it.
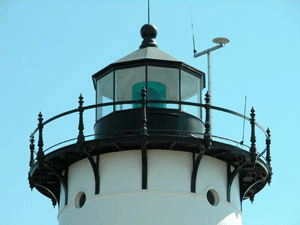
[148,0,150,24]
[240,96,247,145]
[189,0,197,54]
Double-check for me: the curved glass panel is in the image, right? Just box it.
[115,66,146,110]
[148,66,179,109]
[96,72,113,120]
[181,70,201,118]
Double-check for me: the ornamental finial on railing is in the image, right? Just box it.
[204,92,211,150]
[249,192,255,204]
[141,87,148,136]
[37,112,44,168]
[29,135,35,167]
[266,128,271,165]
[250,107,257,164]
[77,94,85,148]
[266,128,272,184]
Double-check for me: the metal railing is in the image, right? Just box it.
[29,90,271,171]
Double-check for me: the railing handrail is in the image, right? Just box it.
[30,99,266,137]
[211,105,268,137]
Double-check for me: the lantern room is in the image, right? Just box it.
[93,24,205,138]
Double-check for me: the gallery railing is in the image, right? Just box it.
[29,90,271,173]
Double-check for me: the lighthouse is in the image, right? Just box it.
[28,24,272,225]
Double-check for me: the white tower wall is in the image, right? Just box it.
[58,150,242,225]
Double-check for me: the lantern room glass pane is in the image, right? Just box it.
[96,72,113,120]
[115,66,146,110]
[147,66,179,109]
[181,70,201,118]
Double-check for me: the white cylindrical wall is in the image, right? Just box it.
[58,150,242,225]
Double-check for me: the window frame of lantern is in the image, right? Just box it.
[94,60,205,120]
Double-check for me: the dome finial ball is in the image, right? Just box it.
[140,24,157,39]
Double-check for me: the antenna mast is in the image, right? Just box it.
[148,0,150,23]
[189,1,197,54]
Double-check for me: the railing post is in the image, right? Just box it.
[204,92,211,151]
[77,94,85,149]
[29,135,35,167]
[266,128,271,166]
[141,87,148,136]
[250,107,257,164]
[37,112,44,168]
[266,128,272,184]
[141,87,148,189]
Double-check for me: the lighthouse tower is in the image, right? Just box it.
[28,24,272,225]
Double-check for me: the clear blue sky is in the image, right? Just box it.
[1,0,299,224]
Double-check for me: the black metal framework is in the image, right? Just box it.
[28,90,272,207]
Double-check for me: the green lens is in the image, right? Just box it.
[132,82,166,108]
